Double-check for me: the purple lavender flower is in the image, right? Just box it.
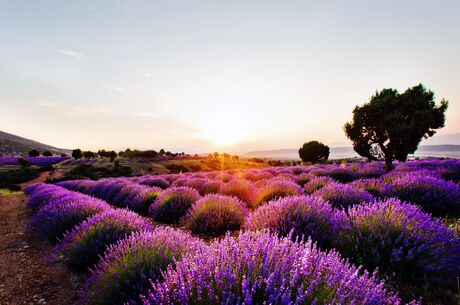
[381,173,460,217]
[313,182,374,210]
[137,176,170,189]
[57,209,152,270]
[219,179,257,207]
[244,195,348,249]
[254,179,304,207]
[29,194,111,242]
[337,198,460,285]
[303,175,333,194]
[85,228,204,305]
[351,178,385,197]
[185,194,248,236]
[142,231,413,305]
[149,187,201,223]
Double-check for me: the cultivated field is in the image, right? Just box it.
[13,159,460,304]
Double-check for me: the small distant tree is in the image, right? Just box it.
[298,141,330,163]
[159,149,165,156]
[222,153,231,159]
[43,151,52,156]
[108,151,117,162]
[28,149,40,157]
[232,155,239,161]
[61,153,67,157]
[344,84,448,170]
[83,151,97,159]
[207,153,213,159]
[72,149,83,160]
[18,157,30,168]
[213,152,219,158]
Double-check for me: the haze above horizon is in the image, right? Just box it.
[1,1,459,154]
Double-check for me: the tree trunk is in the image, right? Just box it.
[384,156,393,171]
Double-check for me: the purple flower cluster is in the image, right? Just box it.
[337,198,460,285]
[254,179,304,207]
[313,182,374,210]
[142,231,413,305]
[244,195,348,249]
[185,194,248,236]
[0,156,69,166]
[29,192,110,242]
[149,187,201,223]
[381,173,460,217]
[85,228,204,305]
[57,209,152,270]
[219,179,257,207]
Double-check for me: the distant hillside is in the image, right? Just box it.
[0,130,71,156]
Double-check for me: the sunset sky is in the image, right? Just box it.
[1,0,459,153]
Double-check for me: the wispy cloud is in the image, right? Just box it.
[134,112,159,118]
[33,99,59,107]
[33,99,114,116]
[104,85,126,93]
[57,49,86,60]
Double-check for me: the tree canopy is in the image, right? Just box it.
[298,141,330,163]
[344,84,448,169]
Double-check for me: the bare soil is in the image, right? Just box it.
[0,192,82,305]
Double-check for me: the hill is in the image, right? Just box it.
[0,130,71,156]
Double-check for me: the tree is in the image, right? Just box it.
[298,141,329,163]
[83,151,97,159]
[108,151,117,162]
[43,151,52,156]
[213,152,219,158]
[72,149,83,160]
[28,149,40,157]
[18,157,30,168]
[344,84,448,169]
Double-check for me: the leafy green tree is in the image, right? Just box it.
[43,151,52,156]
[83,151,97,159]
[298,141,329,163]
[28,149,40,157]
[72,149,83,160]
[18,157,30,168]
[344,84,448,169]
[213,152,219,158]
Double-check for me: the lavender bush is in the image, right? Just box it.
[337,198,460,285]
[244,195,348,249]
[313,182,374,210]
[254,179,303,207]
[57,209,152,270]
[142,231,413,305]
[85,228,203,305]
[149,187,201,223]
[185,194,248,236]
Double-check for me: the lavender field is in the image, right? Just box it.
[24,159,460,304]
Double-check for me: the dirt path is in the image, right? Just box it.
[0,192,82,305]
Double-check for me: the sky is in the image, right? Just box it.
[1,0,459,154]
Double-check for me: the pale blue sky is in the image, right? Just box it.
[1,0,459,153]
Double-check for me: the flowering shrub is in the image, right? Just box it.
[303,176,333,194]
[219,179,257,207]
[27,184,71,211]
[111,184,161,213]
[351,178,385,197]
[138,176,170,189]
[381,173,460,217]
[254,179,303,207]
[244,195,348,249]
[337,198,460,285]
[326,167,357,183]
[29,194,110,242]
[143,231,410,305]
[185,194,248,236]
[313,182,374,210]
[85,228,203,305]
[149,187,201,223]
[57,209,152,270]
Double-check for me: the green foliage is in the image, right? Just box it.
[83,151,97,159]
[28,149,40,157]
[344,84,448,169]
[43,151,52,156]
[72,149,83,160]
[53,164,132,181]
[0,167,40,190]
[298,141,330,163]
[18,157,30,168]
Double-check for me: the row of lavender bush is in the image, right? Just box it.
[25,183,416,305]
[0,156,69,166]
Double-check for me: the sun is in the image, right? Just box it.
[194,107,255,147]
